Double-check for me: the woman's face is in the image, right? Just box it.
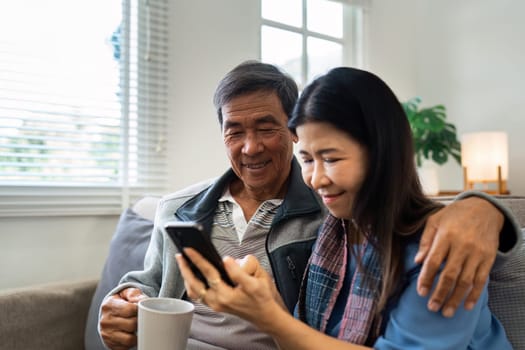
[296,121,368,219]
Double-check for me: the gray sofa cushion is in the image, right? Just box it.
[488,228,525,350]
[0,279,97,350]
[84,208,153,350]
[498,195,525,227]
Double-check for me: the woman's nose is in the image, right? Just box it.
[309,164,330,189]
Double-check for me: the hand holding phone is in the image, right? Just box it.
[164,221,235,287]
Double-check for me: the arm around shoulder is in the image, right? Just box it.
[455,190,523,270]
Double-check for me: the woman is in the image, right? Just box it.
[177,67,511,349]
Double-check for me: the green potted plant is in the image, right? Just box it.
[401,97,461,167]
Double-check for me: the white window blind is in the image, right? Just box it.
[0,0,169,217]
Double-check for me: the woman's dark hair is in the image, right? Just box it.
[289,67,442,315]
[213,60,298,125]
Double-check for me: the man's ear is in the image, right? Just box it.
[292,134,298,143]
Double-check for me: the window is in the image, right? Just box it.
[261,0,365,87]
[0,0,169,216]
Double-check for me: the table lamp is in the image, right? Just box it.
[461,131,509,194]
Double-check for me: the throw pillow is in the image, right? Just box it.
[84,208,154,350]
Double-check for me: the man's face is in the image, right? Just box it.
[221,91,295,197]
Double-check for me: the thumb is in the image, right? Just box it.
[236,255,261,276]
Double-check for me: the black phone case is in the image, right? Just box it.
[164,221,235,287]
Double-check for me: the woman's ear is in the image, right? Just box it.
[292,134,298,143]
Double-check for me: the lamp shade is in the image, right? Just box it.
[461,131,508,181]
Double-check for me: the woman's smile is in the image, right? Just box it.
[319,191,344,205]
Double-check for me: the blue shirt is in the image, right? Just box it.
[319,241,512,349]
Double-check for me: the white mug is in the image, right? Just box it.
[138,297,194,350]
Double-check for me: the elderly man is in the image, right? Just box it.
[99,61,521,350]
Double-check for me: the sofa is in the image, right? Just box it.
[0,195,524,350]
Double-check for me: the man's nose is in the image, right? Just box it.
[242,132,263,155]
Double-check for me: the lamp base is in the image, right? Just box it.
[463,166,510,195]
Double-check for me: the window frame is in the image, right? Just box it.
[259,0,365,88]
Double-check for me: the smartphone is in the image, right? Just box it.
[164,221,235,287]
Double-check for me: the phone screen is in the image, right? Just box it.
[164,221,235,287]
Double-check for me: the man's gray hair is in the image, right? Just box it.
[213,60,298,125]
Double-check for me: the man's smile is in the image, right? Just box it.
[242,160,271,169]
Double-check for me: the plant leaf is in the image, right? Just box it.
[402,97,461,166]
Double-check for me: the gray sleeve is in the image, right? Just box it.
[110,223,165,296]
[104,197,168,298]
[454,190,522,271]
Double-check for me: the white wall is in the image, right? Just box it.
[2,0,524,290]
[166,0,260,191]
[364,0,418,99]
[367,0,525,194]
[0,215,118,290]
[413,0,525,194]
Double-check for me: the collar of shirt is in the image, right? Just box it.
[218,187,283,243]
